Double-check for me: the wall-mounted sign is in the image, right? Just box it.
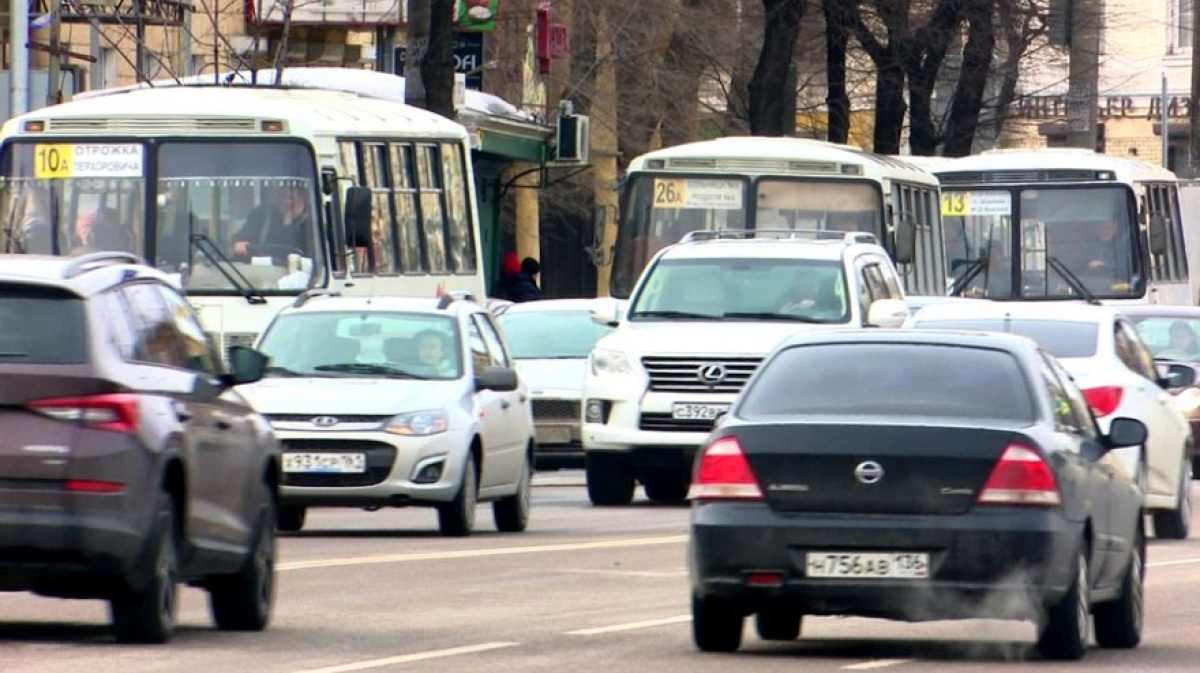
[395,32,484,90]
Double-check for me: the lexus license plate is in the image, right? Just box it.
[671,403,729,420]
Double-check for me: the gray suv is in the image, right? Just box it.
[0,252,279,643]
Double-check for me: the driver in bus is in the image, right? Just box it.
[231,184,312,265]
[1067,217,1131,280]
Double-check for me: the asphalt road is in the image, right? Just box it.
[2,473,1198,672]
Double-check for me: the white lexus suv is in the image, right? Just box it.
[582,231,911,505]
[238,292,535,537]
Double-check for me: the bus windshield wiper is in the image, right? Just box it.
[1046,256,1101,305]
[630,310,719,320]
[314,363,430,379]
[722,311,828,323]
[189,233,267,305]
[948,258,986,297]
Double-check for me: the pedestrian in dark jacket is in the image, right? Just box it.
[493,251,521,300]
[509,257,543,302]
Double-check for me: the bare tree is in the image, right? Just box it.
[821,0,853,143]
[942,0,997,156]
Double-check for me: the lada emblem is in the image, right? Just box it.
[697,364,727,384]
[854,461,885,485]
[311,416,340,427]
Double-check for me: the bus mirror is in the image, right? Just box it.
[344,186,373,247]
[1148,214,1168,255]
[892,217,916,265]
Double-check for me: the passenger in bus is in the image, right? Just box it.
[828,214,864,233]
[20,189,53,254]
[231,185,312,264]
[72,208,133,255]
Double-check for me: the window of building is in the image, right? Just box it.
[1174,0,1193,52]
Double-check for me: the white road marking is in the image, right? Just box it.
[1147,557,1200,568]
[293,642,519,673]
[841,659,914,670]
[565,615,693,636]
[554,568,688,578]
[279,535,688,571]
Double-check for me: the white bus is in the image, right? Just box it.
[0,80,485,354]
[927,149,1193,305]
[611,136,947,297]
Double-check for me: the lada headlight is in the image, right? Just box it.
[590,348,632,376]
[385,410,449,436]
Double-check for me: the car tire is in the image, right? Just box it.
[209,492,276,631]
[438,452,478,537]
[277,505,306,533]
[1036,544,1090,661]
[1094,524,1144,649]
[1191,454,1199,480]
[493,453,531,533]
[585,452,635,506]
[110,491,178,644]
[1152,464,1191,540]
[692,594,743,653]
[754,609,802,641]
[642,469,689,503]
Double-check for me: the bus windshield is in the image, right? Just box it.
[943,185,1141,300]
[612,174,881,298]
[0,140,324,294]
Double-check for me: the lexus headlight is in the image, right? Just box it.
[590,348,632,376]
[385,411,449,436]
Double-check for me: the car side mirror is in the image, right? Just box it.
[589,296,622,327]
[476,366,519,392]
[1148,214,1168,256]
[892,217,916,265]
[1160,363,1196,389]
[343,185,373,248]
[865,298,909,328]
[1105,417,1148,449]
[225,346,268,386]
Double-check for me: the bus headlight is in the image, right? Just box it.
[590,348,632,376]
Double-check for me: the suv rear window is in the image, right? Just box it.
[910,318,1098,358]
[0,288,87,364]
[738,343,1035,422]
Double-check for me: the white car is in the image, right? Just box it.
[908,301,1193,539]
[495,299,616,469]
[238,293,535,537]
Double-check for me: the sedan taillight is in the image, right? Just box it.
[976,443,1061,507]
[27,394,140,434]
[687,436,764,501]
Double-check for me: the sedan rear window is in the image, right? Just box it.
[0,288,87,364]
[738,343,1035,422]
[911,318,1098,358]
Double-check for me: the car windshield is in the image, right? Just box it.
[497,309,613,359]
[739,343,1035,422]
[1130,315,1200,362]
[630,258,849,323]
[257,311,462,379]
[911,318,1099,358]
[0,287,86,363]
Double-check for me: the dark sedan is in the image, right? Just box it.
[688,329,1146,660]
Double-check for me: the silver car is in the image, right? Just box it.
[240,292,535,537]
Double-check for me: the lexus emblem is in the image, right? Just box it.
[697,364,727,385]
[311,416,340,427]
[854,461,885,485]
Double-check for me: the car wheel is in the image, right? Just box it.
[692,594,743,653]
[277,505,306,533]
[438,452,478,537]
[209,491,276,631]
[1036,544,1090,660]
[493,453,531,533]
[754,609,802,641]
[1191,454,1199,480]
[585,452,635,506]
[642,469,689,503]
[1151,465,1192,540]
[110,491,178,644]
[1094,523,1144,648]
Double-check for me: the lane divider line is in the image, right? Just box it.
[841,659,914,670]
[293,642,519,673]
[279,535,688,571]
[565,615,693,636]
[1147,557,1200,568]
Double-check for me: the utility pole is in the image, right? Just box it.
[1189,0,1200,175]
[1066,0,1101,150]
[592,4,619,298]
[405,0,431,109]
[46,0,62,106]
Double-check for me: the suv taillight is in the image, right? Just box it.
[976,443,1061,506]
[687,436,764,500]
[27,394,140,434]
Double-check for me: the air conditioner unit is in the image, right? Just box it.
[555,113,589,164]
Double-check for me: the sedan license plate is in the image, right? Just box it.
[671,403,729,420]
[282,452,366,474]
[806,552,929,579]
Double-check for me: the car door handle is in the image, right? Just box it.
[214,418,232,431]
[174,403,192,422]
[500,400,511,410]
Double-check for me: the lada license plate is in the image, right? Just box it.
[282,452,366,474]
[805,552,929,579]
[671,403,729,420]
